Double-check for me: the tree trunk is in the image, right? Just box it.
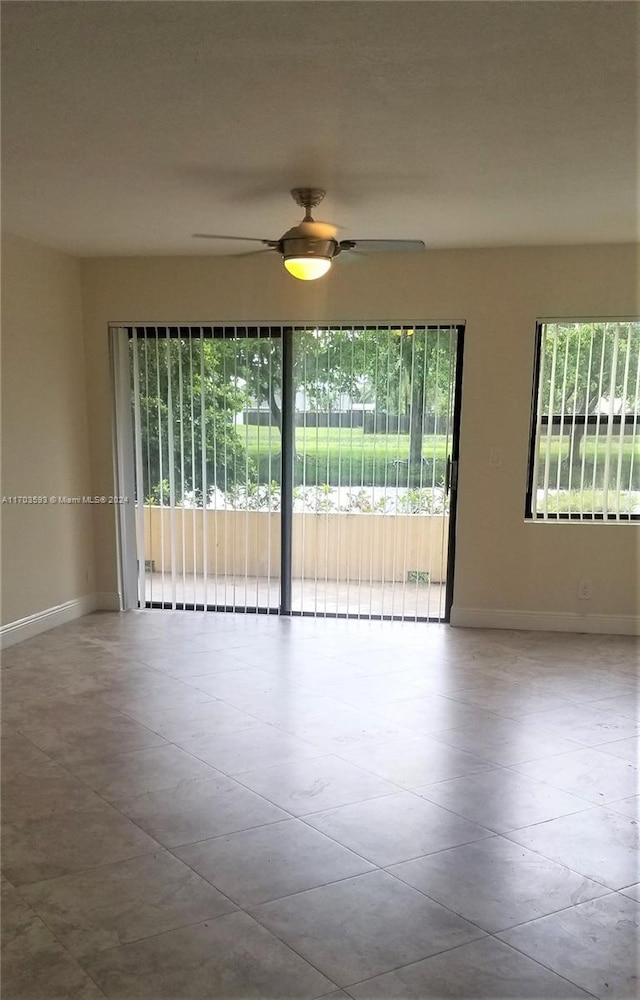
[269,391,281,433]
[562,389,597,477]
[561,424,585,484]
[408,373,425,481]
[268,388,300,461]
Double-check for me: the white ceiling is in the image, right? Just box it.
[2,1,638,257]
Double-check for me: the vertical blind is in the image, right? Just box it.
[128,326,282,612]
[529,320,640,520]
[290,325,459,620]
[122,323,461,620]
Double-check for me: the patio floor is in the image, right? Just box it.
[144,574,447,620]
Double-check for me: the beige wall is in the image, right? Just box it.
[1,235,95,625]
[82,244,639,627]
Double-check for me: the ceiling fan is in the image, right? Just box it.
[193,188,425,281]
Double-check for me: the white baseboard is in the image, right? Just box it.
[450,606,640,636]
[95,592,122,612]
[0,595,98,649]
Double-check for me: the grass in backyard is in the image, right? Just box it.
[237,424,640,489]
[534,435,639,489]
[239,425,451,486]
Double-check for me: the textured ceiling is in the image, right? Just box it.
[1,1,638,256]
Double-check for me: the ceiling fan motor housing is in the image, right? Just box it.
[279,219,340,260]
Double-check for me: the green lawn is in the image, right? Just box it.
[535,436,639,490]
[239,425,451,487]
[238,424,639,490]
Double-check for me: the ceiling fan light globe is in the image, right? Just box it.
[284,257,332,281]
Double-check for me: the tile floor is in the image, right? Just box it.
[1,610,638,1000]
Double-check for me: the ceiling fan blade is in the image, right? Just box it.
[340,239,425,252]
[193,233,276,244]
[224,248,278,258]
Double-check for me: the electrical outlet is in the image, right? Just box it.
[578,578,592,600]
[489,448,502,468]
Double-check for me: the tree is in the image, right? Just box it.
[131,337,251,505]
[540,321,640,477]
[231,338,284,431]
[237,329,367,427]
[320,327,454,481]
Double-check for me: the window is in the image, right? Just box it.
[527,320,640,521]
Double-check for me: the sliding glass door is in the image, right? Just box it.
[127,326,282,612]
[116,322,463,621]
[290,326,461,620]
